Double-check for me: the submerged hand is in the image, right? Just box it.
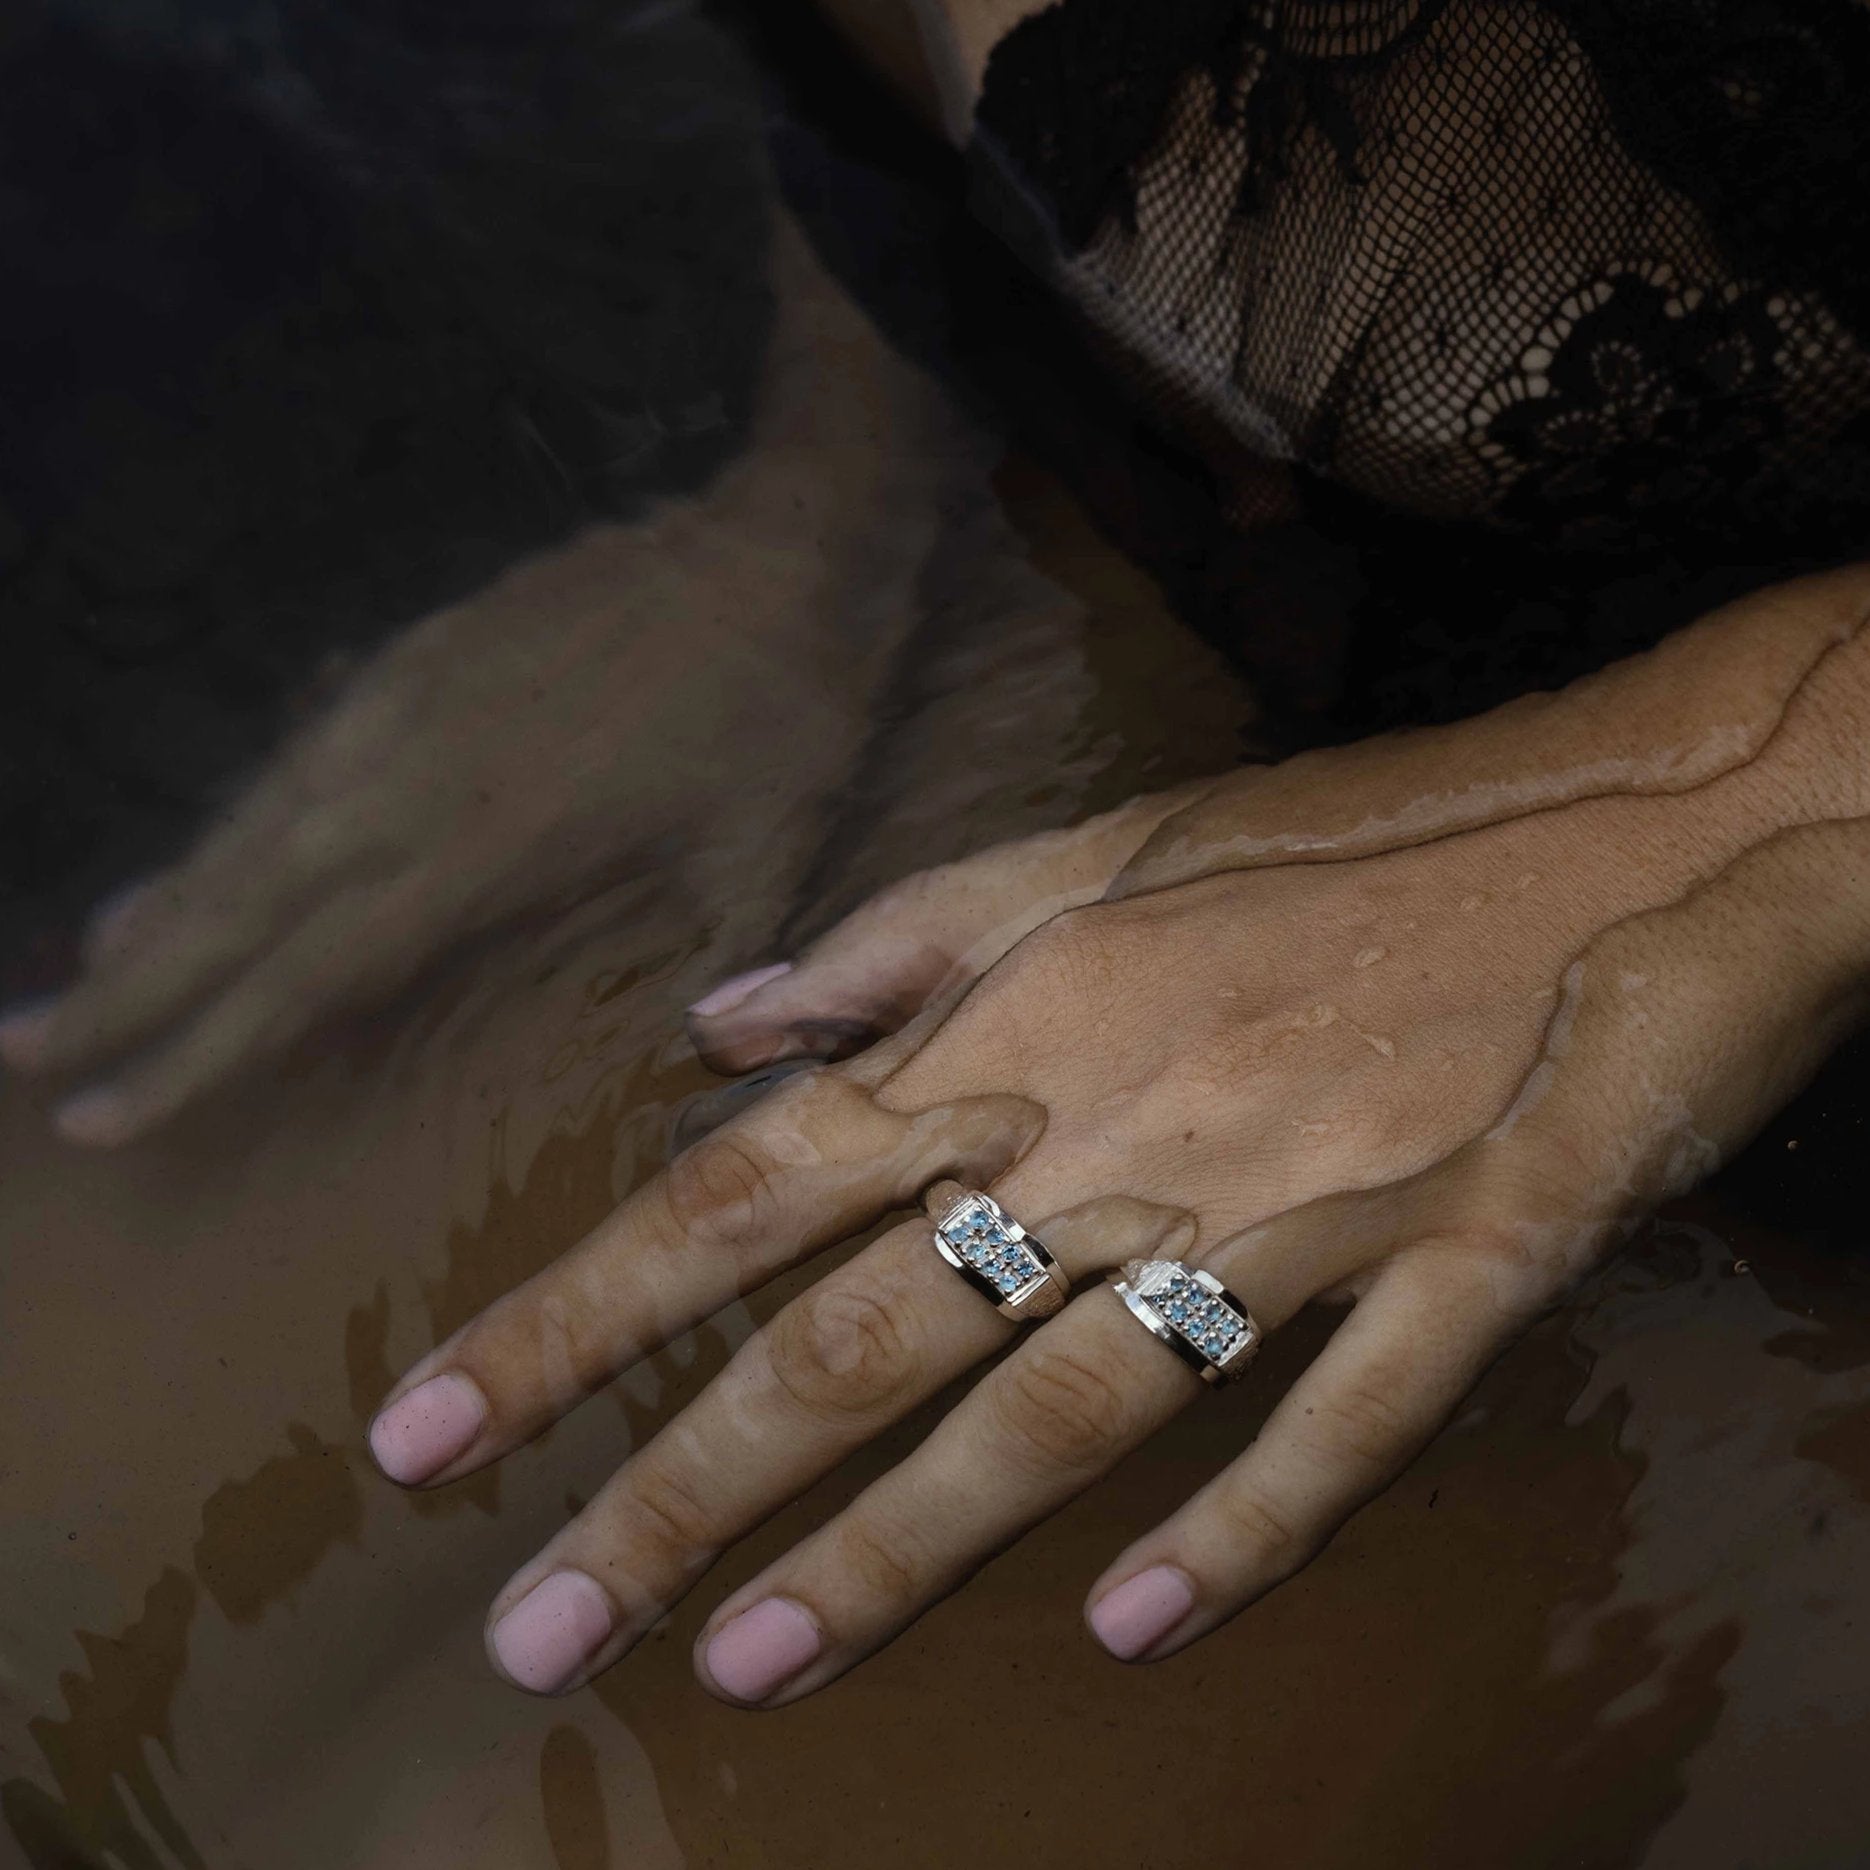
[0,216,987,1143]
[368,567,1870,1704]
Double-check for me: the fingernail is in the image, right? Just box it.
[688,962,792,1019]
[53,1086,134,1148]
[368,1372,487,1484]
[667,1060,820,1160]
[703,1597,821,1702]
[489,1570,616,1694]
[1088,1565,1195,1660]
[0,998,59,1071]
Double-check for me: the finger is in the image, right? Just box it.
[44,872,445,1146]
[666,1061,822,1158]
[1,887,276,1084]
[688,1271,1206,1707]
[1083,1250,1520,1662]
[685,788,1206,1074]
[480,1193,1195,1693]
[368,1071,1046,1490]
[3,793,329,1081]
[1208,1179,1413,1324]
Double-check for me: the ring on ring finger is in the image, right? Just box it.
[1114,1258,1261,1386]
[923,1179,1070,1322]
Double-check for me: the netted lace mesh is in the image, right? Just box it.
[973,0,1870,555]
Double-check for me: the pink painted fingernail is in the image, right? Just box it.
[368,1373,487,1484]
[688,962,792,1018]
[1088,1565,1195,1660]
[490,1570,616,1694]
[704,1597,821,1702]
[53,1087,134,1149]
[0,998,59,1071]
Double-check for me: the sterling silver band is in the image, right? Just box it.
[923,1180,1069,1322]
[1114,1259,1261,1386]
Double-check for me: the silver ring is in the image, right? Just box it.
[923,1180,1070,1322]
[1114,1259,1261,1386]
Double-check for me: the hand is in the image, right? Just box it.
[0,217,987,1143]
[366,566,1870,1705]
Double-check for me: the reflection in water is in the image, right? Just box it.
[193,1427,362,1626]
[539,1726,612,1870]
[1555,1216,1870,1869]
[1799,1404,1870,1507]
[4,2,1870,1867]
[3,1571,203,1870]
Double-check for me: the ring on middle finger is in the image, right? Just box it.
[922,1179,1070,1323]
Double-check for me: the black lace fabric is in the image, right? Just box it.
[972,0,1870,557]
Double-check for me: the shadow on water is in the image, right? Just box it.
[193,1429,363,1625]
[3,1571,204,1870]
[539,1725,612,1870]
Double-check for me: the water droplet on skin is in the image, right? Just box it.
[1296,1118,1332,1138]
[1354,946,1387,968]
[1517,872,1541,890]
[1620,971,1650,993]
[1460,893,1488,912]
[1358,1030,1396,1059]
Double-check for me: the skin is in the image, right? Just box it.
[12,0,1866,1711]
[0,214,1005,1141]
[363,563,1870,1705]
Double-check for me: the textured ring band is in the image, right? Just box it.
[923,1180,1070,1322]
[1114,1259,1261,1386]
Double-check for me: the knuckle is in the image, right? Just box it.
[833,1512,930,1608]
[986,905,1120,1015]
[1416,1209,1567,1327]
[1214,1486,1305,1573]
[766,1280,919,1421]
[1302,1383,1409,1472]
[1021,905,1117,983]
[663,1129,778,1252]
[998,1342,1135,1475]
[625,1457,718,1565]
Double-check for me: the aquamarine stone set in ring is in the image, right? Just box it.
[924,1182,1068,1321]
[1112,1258,1261,1387]
[919,1181,1261,1385]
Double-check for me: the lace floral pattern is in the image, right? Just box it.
[972,0,1870,556]
[1475,269,1814,550]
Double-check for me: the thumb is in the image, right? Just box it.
[685,786,1210,1074]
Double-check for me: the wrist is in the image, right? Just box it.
[1693,562,1870,837]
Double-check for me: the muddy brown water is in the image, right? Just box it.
[8,466,1870,1867]
[6,125,1870,1870]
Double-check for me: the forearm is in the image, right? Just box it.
[1115,561,1870,894]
